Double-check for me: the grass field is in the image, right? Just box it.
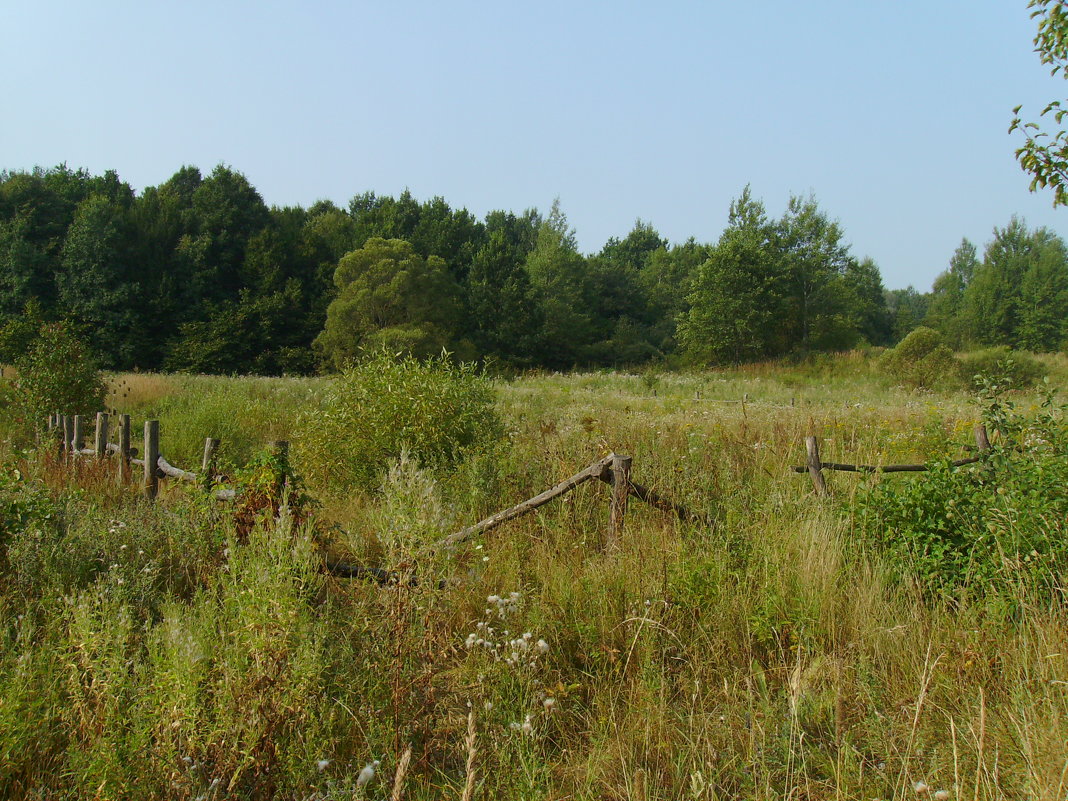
[1,353,1066,799]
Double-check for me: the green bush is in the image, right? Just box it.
[854,383,1068,603]
[9,322,106,433]
[958,346,1044,390]
[879,327,958,389]
[296,349,502,491]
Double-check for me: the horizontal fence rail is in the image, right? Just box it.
[46,412,280,503]
[792,424,992,496]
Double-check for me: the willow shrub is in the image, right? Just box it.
[296,350,502,492]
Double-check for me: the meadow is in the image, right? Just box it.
[1,352,1066,800]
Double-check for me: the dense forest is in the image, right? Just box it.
[1,164,1065,374]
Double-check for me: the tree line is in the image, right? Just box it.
[1,164,1065,374]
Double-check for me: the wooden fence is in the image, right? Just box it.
[792,424,992,495]
[46,412,288,503]
[46,410,706,566]
[41,406,1007,588]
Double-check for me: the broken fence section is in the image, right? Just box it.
[793,423,992,496]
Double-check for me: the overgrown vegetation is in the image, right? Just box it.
[296,349,501,493]
[4,320,105,437]
[0,356,1065,799]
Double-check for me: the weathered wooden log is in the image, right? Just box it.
[791,455,983,474]
[156,455,196,482]
[433,455,613,552]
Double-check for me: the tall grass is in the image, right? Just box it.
[0,355,1064,799]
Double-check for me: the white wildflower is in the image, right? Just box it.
[914,781,929,795]
[356,760,380,787]
[316,759,330,772]
[536,639,549,654]
[543,697,555,710]
[933,792,950,801]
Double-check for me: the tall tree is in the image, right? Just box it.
[678,189,783,364]
[314,237,466,368]
[523,199,594,366]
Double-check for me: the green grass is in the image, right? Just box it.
[0,354,1065,799]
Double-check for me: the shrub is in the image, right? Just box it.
[958,346,1044,390]
[296,350,501,491]
[10,322,106,433]
[853,383,1068,603]
[879,326,957,389]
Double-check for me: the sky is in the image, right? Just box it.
[2,1,1065,291]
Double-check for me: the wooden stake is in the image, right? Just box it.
[143,420,159,499]
[63,416,74,459]
[118,415,131,484]
[94,412,109,459]
[201,437,220,491]
[805,436,828,496]
[974,424,991,452]
[72,415,84,454]
[608,453,633,549]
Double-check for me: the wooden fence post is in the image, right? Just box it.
[72,415,84,454]
[607,453,632,549]
[54,414,65,457]
[63,416,74,459]
[118,415,131,484]
[94,412,109,460]
[201,438,220,491]
[805,436,828,496]
[143,420,159,499]
[974,424,991,452]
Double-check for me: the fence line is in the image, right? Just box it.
[45,411,283,503]
[792,424,992,496]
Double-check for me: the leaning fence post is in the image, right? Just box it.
[94,412,109,460]
[143,420,159,499]
[201,438,220,491]
[607,453,632,549]
[805,436,828,496]
[974,424,991,452]
[118,415,131,484]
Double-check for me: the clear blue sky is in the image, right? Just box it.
[2,1,1064,290]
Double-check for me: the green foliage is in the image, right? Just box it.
[1010,0,1068,205]
[855,382,1068,602]
[296,349,501,491]
[958,347,1044,390]
[9,322,105,430]
[878,326,957,388]
[680,188,886,365]
[314,237,466,368]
